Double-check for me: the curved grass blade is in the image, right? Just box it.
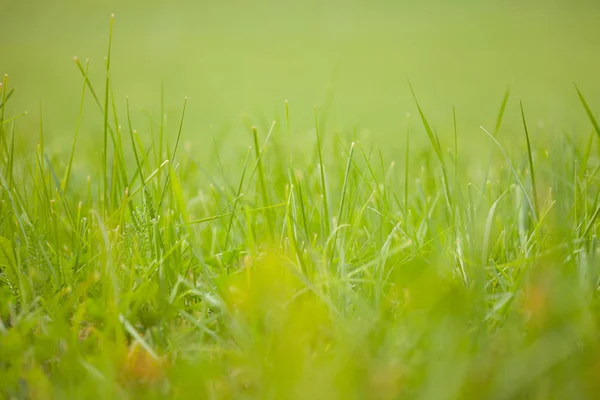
[575,84,600,138]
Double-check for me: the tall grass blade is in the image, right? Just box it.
[62,58,90,192]
[330,142,355,267]
[481,126,538,222]
[102,14,116,214]
[159,97,187,209]
[314,106,331,237]
[520,101,539,217]
[575,84,600,138]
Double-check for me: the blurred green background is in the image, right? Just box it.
[2,0,600,149]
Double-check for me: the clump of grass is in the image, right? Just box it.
[0,16,600,400]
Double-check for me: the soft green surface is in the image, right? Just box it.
[3,1,600,136]
[1,1,600,399]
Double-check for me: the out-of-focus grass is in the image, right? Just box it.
[1,1,600,399]
[2,0,600,142]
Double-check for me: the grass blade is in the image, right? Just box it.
[520,101,539,217]
[251,125,273,237]
[102,14,116,214]
[575,84,600,138]
[158,97,188,210]
[481,126,538,223]
[314,106,331,238]
[494,87,511,136]
[409,83,453,212]
[330,142,355,267]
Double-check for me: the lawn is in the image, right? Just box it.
[1,1,600,399]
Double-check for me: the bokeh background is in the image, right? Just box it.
[2,0,600,154]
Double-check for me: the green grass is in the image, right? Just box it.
[2,7,600,400]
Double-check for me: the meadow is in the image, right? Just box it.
[1,1,600,398]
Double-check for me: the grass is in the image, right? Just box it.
[1,13,600,400]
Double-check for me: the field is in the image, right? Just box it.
[1,0,600,398]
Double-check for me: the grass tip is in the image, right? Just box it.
[73,56,78,61]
